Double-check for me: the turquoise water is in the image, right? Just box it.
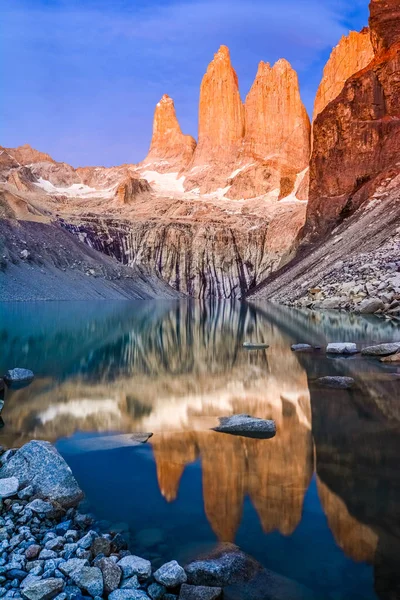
[1,301,400,599]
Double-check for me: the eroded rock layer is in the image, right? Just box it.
[143,94,196,172]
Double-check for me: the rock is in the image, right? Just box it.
[154,561,187,588]
[369,0,400,53]
[4,368,34,386]
[381,352,400,363]
[69,434,153,454]
[147,583,166,600]
[313,28,373,119]
[359,298,385,314]
[143,95,196,172]
[0,477,19,499]
[109,591,150,600]
[97,558,121,595]
[316,377,355,389]
[117,556,152,581]
[121,576,140,590]
[27,500,53,514]
[59,559,89,577]
[115,177,151,205]
[178,585,222,600]
[91,537,110,558]
[212,414,276,440]
[185,543,261,587]
[361,342,400,356]
[25,546,41,560]
[22,578,64,600]
[291,344,313,352]
[0,441,83,509]
[243,342,269,350]
[223,567,319,600]
[69,566,103,597]
[326,343,358,355]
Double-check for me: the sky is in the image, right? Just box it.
[0,0,370,167]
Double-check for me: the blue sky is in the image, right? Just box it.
[1,0,369,167]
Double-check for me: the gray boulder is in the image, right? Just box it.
[121,576,140,589]
[213,415,276,440]
[179,585,222,599]
[185,543,261,587]
[291,344,313,352]
[22,578,64,600]
[148,583,166,600]
[59,559,89,577]
[326,343,358,355]
[69,565,103,597]
[359,298,384,314]
[97,557,122,594]
[361,342,400,356]
[316,377,355,389]
[4,368,34,386]
[0,476,19,498]
[154,561,187,588]
[117,555,152,581]
[27,499,54,514]
[0,441,83,509]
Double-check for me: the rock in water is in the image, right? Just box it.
[154,560,187,587]
[359,298,385,314]
[326,343,358,355]
[223,568,319,600]
[291,344,313,352]
[361,342,400,356]
[213,415,276,439]
[22,578,64,600]
[179,585,222,600]
[4,367,34,386]
[316,377,355,389]
[243,342,269,350]
[117,555,152,581]
[0,476,19,498]
[0,440,83,508]
[381,352,400,363]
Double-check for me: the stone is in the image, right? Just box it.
[313,28,374,119]
[115,177,151,205]
[147,583,166,600]
[143,95,196,172]
[22,578,64,600]
[27,500,53,515]
[120,576,139,590]
[185,544,261,587]
[213,414,276,440]
[316,377,355,389]
[242,342,269,350]
[117,556,151,581]
[361,342,400,356]
[0,477,19,499]
[18,486,34,501]
[291,344,313,352]
[154,561,187,588]
[59,559,88,577]
[90,537,110,558]
[359,299,385,314]
[4,369,34,386]
[25,546,41,560]
[178,586,222,600]
[326,343,358,355]
[370,0,400,53]
[381,352,400,362]
[69,566,103,597]
[0,441,83,509]
[109,592,150,600]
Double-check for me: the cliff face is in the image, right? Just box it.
[304,6,400,240]
[143,94,196,172]
[313,29,374,119]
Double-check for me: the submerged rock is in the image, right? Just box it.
[223,568,319,600]
[361,342,400,356]
[4,367,34,387]
[316,377,355,389]
[0,440,83,508]
[179,585,222,600]
[291,344,313,352]
[212,414,276,439]
[243,342,269,350]
[65,433,153,454]
[326,343,358,355]
[381,352,400,363]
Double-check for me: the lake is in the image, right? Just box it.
[0,300,399,600]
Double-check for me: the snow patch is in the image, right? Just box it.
[33,177,115,198]
[142,170,186,194]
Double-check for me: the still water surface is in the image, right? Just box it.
[0,301,399,600]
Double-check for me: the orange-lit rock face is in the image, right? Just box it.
[369,0,400,53]
[244,59,311,172]
[4,143,56,166]
[144,95,196,171]
[191,46,245,167]
[313,29,374,120]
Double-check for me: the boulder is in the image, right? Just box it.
[0,440,83,508]
[154,560,187,588]
[212,415,276,440]
[185,543,261,587]
[0,476,19,498]
[117,555,152,581]
[4,368,34,387]
[361,342,400,356]
[22,578,64,600]
[59,558,89,577]
[326,343,358,355]
[359,298,385,314]
[179,585,222,600]
[27,499,54,514]
[97,557,122,594]
[109,591,150,600]
[223,568,319,600]
[381,352,400,363]
[291,344,313,352]
[316,377,355,389]
[148,583,166,599]
[69,565,104,597]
